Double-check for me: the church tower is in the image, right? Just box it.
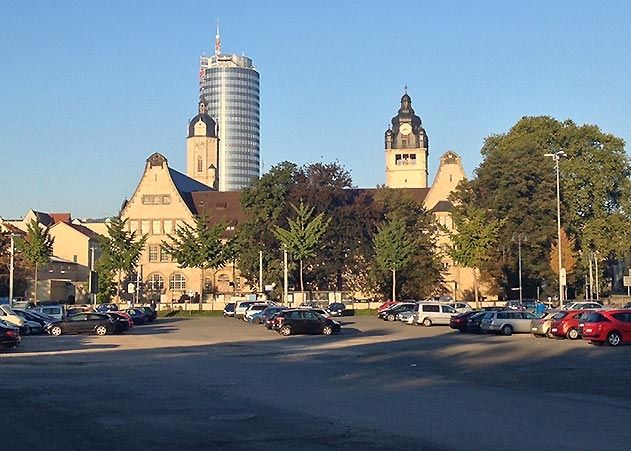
[186,97,219,189]
[384,92,429,188]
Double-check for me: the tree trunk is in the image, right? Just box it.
[473,267,479,309]
[34,262,38,304]
[200,267,205,312]
[116,269,122,303]
[392,268,396,303]
[300,259,304,299]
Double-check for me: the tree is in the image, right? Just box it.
[162,215,228,301]
[452,116,631,298]
[549,229,577,276]
[97,217,147,302]
[448,205,501,307]
[17,219,54,303]
[373,214,416,302]
[273,200,331,294]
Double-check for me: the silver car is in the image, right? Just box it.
[530,310,559,338]
[481,310,536,335]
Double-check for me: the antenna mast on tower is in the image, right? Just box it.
[215,19,221,56]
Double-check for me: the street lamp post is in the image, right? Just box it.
[545,150,566,307]
[9,233,16,308]
[512,232,527,303]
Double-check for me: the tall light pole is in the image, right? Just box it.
[9,233,17,308]
[283,247,288,305]
[512,232,527,303]
[545,150,566,306]
[594,251,600,301]
[259,250,263,294]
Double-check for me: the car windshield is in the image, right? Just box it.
[552,312,568,320]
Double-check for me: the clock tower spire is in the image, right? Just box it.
[384,91,429,188]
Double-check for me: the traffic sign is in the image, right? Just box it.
[624,276,631,287]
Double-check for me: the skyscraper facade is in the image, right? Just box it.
[199,29,260,191]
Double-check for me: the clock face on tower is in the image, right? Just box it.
[400,123,412,136]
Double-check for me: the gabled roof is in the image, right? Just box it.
[169,168,215,214]
[191,191,246,236]
[67,223,102,239]
[431,200,454,213]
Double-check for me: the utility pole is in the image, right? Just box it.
[259,250,263,294]
[283,248,288,305]
[9,234,16,308]
[588,253,594,300]
[90,246,96,306]
[545,150,566,306]
[594,253,600,301]
[512,232,527,304]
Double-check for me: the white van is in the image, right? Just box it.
[0,305,25,328]
[31,305,65,321]
[413,302,457,326]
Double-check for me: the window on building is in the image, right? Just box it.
[146,273,165,291]
[160,246,170,262]
[148,245,159,262]
[197,156,203,172]
[163,220,173,235]
[152,220,161,235]
[169,273,186,291]
[141,220,150,235]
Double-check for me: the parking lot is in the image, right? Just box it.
[3,315,631,450]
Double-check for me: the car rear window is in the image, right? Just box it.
[612,313,631,323]
[552,312,568,320]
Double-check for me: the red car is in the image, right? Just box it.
[378,301,397,313]
[582,309,631,347]
[550,310,586,339]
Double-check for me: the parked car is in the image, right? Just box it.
[272,309,341,336]
[45,313,116,336]
[448,302,472,314]
[327,302,348,317]
[137,306,157,322]
[530,310,559,338]
[379,302,416,321]
[256,306,285,325]
[223,303,236,317]
[480,310,536,335]
[581,309,631,346]
[397,310,415,322]
[112,311,134,329]
[96,303,119,313]
[13,309,45,335]
[124,308,147,326]
[564,301,603,310]
[0,304,25,328]
[413,302,458,326]
[105,312,132,333]
[66,306,95,316]
[265,310,286,330]
[464,311,490,333]
[550,310,587,339]
[31,305,65,320]
[0,323,20,349]
[449,311,480,332]
[244,303,271,322]
[377,301,398,313]
[235,301,259,319]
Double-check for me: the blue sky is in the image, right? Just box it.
[1,1,630,218]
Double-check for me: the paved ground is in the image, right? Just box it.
[3,316,631,450]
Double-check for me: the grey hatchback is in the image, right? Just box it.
[481,310,536,335]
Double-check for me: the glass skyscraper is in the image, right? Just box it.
[200,45,260,191]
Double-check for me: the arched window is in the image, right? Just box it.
[146,273,165,291]
[197,156,203,172]
[169,273,186,290]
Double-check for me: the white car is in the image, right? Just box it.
[0,305,25,328]
[413,302,457,326]
[31,305,65,320]
[448,302,472,313]
[480,310,536,335]
[243,303,270,321]
[563,301,603,310]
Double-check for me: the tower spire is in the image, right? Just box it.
[215,19,221,56]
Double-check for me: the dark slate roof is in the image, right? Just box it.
[191,191,246,237]
[169,168,215,213]
[67,223,102,239]
[431,200,454,213]
[187,113,217,138]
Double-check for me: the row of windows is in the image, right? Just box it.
[205,91,260,100]
[215,113,260,121]
[204,73,259,82]
[148,245,171,263]
[222,130,260,139]
[223,140,259,147]
[395,154,418,165]
[210,104,260,114]
[129,219,187,236]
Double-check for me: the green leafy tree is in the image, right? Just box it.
[97,217,147,302]
[448,205,501,307]
[373,214,416,302]
[17,219,54,303]
[162,215,228,300]
[273,200,331,294]
[453,116,631,297]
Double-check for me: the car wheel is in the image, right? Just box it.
[566,328,579,340]
[95,325,108,336]
[279,325,292,336]
[322,325,333,335]
[387,314,396,322]
[253,318,261,325]
[50,326,63,336]
[500,325,513,336]
[23,325,31,336]
[607,331,622,347]
[545,329,555,339]
[422,318,432,327]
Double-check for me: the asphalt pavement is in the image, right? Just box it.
[2,316,631,450]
